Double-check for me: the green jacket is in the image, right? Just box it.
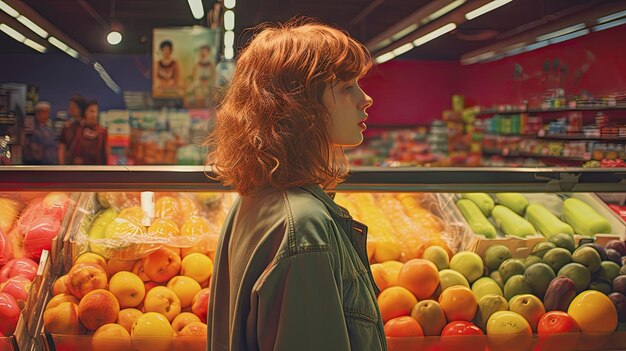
[207,184,387,351]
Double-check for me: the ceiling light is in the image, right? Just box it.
[16,15,47,38]
[224,30,234,47]
[23,38,45,53]
[593,17,626,32]
[413,23,456,46]
[107,31,122,45]
[547,28,589,45]
[48,36,68,51]
[65,47,79,58]
[187,0,204,20]
[374,52,396,64]
[536,23,585,42]
[224,10,235,31]
[0,1,18,17]
[224,46,234,60]
[465,0,512,21]
[224,0,236,10]
[597,9,626,24]
[391,42,414,56]
[0,23,25,42]
[424,0,466,23]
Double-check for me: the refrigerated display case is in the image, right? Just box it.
[2,165,626,351]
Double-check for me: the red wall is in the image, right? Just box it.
[364,24,626,126]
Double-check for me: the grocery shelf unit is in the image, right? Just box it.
[476,106,626,116]
[2,166,626,351]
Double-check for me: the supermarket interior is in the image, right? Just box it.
[2,0,626,350]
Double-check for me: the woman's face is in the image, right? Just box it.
[85,104,98,125]
[322,78,373,147]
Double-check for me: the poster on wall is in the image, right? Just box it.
[152,26,221,108]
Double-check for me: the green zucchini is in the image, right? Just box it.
[461,193,495,216]
[525,204,573,238]
[563,198,612,236]
[457,199,497,239]
[492,205,537,237]
[495,193,529,216]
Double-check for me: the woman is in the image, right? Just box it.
[58,95,86,164]
[71,100,108,165]
[206,19,384,351]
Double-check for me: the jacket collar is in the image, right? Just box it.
[300,184,351,219]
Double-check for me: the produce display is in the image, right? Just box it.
[376,236,626,350]
[455,192,616,239]
[0,192,72,340]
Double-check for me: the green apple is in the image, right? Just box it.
[410,300,446,336]
[543,248,573,273]
[450,251,484,283]
[439,269,470,290]
[475,294,508,331]
[504,275,532,301]
[573,246,602,273]
[483,245,512,272]
[508,294,546,332]
[523,263,555,299]
[472,277,503,300]
[423,246,449,271]
[558,263,591,293]
[499,259,525,283]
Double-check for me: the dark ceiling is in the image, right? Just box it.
[1,0,625,61]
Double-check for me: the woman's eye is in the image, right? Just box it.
[346,85,354,91]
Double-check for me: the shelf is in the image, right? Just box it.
[1,165,626,192]
[477,105,626,116]
[538,134,626,142]
[483,150,589,162]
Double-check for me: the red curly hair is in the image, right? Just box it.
[206,18,372,195]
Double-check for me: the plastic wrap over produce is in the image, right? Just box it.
[0,192,74,264]
[334,193,466,263]
[72,192,234,260]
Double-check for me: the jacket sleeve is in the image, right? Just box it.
[252,250,350,351]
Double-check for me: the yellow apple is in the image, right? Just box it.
[181,253,213,284]
[92,323,131,351]
[66,262,108,299]
[74,252,108,273]
[53,275,69,296]
[143,286,181,322]
[143,248,181,283]
[131,312,173,351]
[132,260,151,283]
[167,276,201,308]
[109,271,146,308]
[107,258,137,277]
[171,312,201,333]
[117,308,143,333]
[46,293,79,311]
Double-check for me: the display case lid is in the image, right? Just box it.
[1,165,626,192]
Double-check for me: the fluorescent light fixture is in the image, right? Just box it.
[93,61,121,94]
[547,28,589,45]
[224,0,236,10]
[536,23,585,41]
[521,40,548,53]
[224,30,234,47]
[224,10,235,31]
[461,50,496,65]
[0,1,18,17]
[392,42,414,56]
[374,52,396,64]
[187,0,204,20]
[598,9,626,24]
[48,36,68,51]
[465,0,512,20]
[391,24,418,42]
[413,22,456,46]
[424,0,466,23]
[16,15,47,38]
[23,38,45,53]
[107,31,122,45]
[224,46,234,60]
[0,23,25,42]
[65,47,79,58]
[593,17,626,32]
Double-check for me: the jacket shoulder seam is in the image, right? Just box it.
[281,190,298,257]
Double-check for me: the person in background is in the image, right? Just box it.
[153,40,182,96]
[24,101,57,164]
[71,100,108,165]
[206,19,383,351]
[58,94,86,164]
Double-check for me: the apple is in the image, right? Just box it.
[130,312,173,351]
[117,308,142,333]
[143,247,181,283]
[106,258,137,277]
[74,252,108,274]
[92,323,131,351]
[181,253,213,284]
[109,271,146,308]
[22,216,60,261]
[42,192,70,221]
[171,312,201,333]
[46,293,79,311]
[53,275,69,296]
[509,294,546,332]
[191,288,210,323]
[132,260,151,283]
[0,230,14,266]
[537,311,580,334]
[0,198,20,233]
[441,321,484,336]
[143,286,181,321]
[0,292,20,336]
[144,281,159,294]
[167,276,201,308]
[0,257,38,282]
[66,262,108,299]
[1,275,32,302]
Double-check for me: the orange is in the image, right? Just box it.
[78,289,120,330]
[377,286,418,323]
[397,259,439,299]
[370,263,391,292]
[148,218,180,238]
[381,260,404,287]
[568,290,617,333]
[384,316,424,337]
[438,286,477,322]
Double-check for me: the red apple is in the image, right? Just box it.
[0,230,13,266]
[22,216,60,261]
[441,321,484,336]
[42,192,70,222]
[0,292,21,336]
[191,288,210,323]
[1,276,32,302]
[0,258,38,282]
[537,311,580,334]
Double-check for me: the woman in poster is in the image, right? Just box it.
[153,40,183,97]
